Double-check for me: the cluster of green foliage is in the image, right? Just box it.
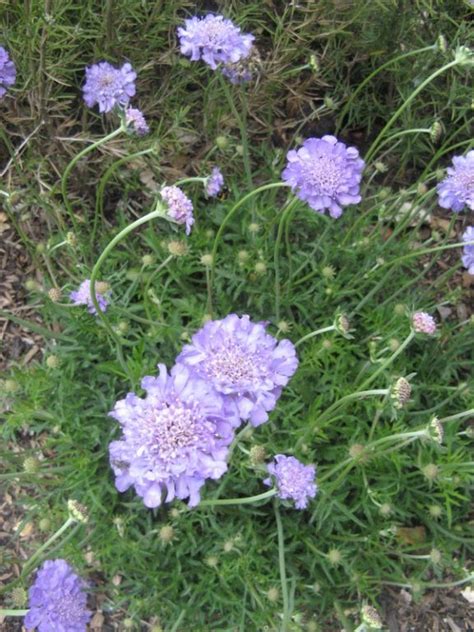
[1,1,473,630]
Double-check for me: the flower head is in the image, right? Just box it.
[221,45,261,84]
[24,559,91,632]
[109,364,237,508]
[161,185,194,235]
[412,311,437,335]
[461,226,474,274]
[125,106,149,135]
[83,61,136,113]
[282,135,365,218]
[205,167,224,197]
[177,315,298,427]
[70,279,110,315]
[178,14,254,70]
[390,377,411,409]
[0,46,16,98]
[264,455,317,509]
[436,151,474,212]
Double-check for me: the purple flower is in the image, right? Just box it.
[24,559,91,632]
[221,46,261,84]
[109,364,237,508]
[178,15,254,70]
[412,311,437,335]
[437,151,474,213]
[205,167,224,197]
[282,135,365,218]
[0,46,16,98]
[161,185,194,235]
[264,455,317,510]
[70,279,110,315]
[125,107,149,135]
[176,314,299,427]
[83,61,136,113]
[461,225,474,274]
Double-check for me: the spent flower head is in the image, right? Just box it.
[461,225,474,274]
[161,185,194,235]
[69,279,110,315]
[125,106,149,135]
[83,61,136,113]
[436,150,474,212]
[282,135,365,218]
[221,45,261,84]
[178,14,254,70]
[0,46,16,98]
[412,311,437,335]
[205,167,224,197]
[109,364,238,508]
[361,604,383,629]
[390,377,412,409]
[264,454,317,509]
[24,559,92,632]
[176,314,298,427]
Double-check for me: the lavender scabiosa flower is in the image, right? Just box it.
[161,185,194,235]
[109,363,237,508]
[461,226,474,274]
[0,46,16,98]
[282,135,365,218]
[412,311,437,335]
[176,314,298,427]
[264,455,317,509]
[205,167,224,197]
[82,61,136,113]
[437,151,474,212]
[178,15,254,70]
[125,106,149,135]
[69,279,110,315]
[24,559,91,632]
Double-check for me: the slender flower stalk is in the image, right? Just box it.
[199,488,277,507]
[61,125,125,234]
[295,325,337,347]
[274,198,299,321]
[274,500,290,631]
[0,609,28,616]
[21,516,76,577]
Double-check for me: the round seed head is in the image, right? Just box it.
[361,605,382,629]
[46,355,61,369]
[248,222,260,234]
[23,456,40,473]
[327,548,343,565]
[48,287,62,302]
[266,587,280,602]
[237,250,249,264]
[216,135,229,150]
[428,417,444,444]
[322,265,335,279]
[10,587,27,607]
[422,463,439,481]
[249,444,266,465]
[200,253,213,267]
[4,379,19,393]
[67,499,89,524]
[159,525,175,544]
[391,377,412,409]
[167,240,188,257]
[430,548,442,564]
[142,254,154,266]
[254,261,267,275]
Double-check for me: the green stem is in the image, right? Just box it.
[0,609,29,616]
[209,182,289,313]
[378,239,474,270]
[274,199,298,321]
[21,517,75,577]
[439,409,474,423]
[336,47,435,134]
[295,325,335,347]
[61,126,124,233]
[274,500,290,631]
[91,146,155,249]
[358,331,415,392]
[199,488,277,508]
[364,59,459,163]
[90,207,166,375]
[174,176,206,187]
[0,467,67,481]
[0,308,75,343]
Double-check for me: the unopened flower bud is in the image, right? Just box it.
[202,313,212,325]
[4,379,19,393]
[379,503,392,517]
[223,540,234,553]
[39,517,51,532]
[277,320,291,333]
[422,463,438,481]
[10,587,27,607]
[205,556,218,568]
[394,303,406,316]
[238,250,249,264]
[417,182,428,195]
[167,240,188,257]
[249,445,266,465]
[327,548,343,565]
[322,265,335,280]
[142,254,154,266]
[361,604,383,629]
[23,457,40,473]
[236,144,244,156]
[374,161,388,173]
[216,135,229,150]
[254,261,266,275]
[428,417,443,444]
[391,377,412,409]
[66,232,77,248]
[25,279,40,292]
[67,499,89,524]
[389,338,400,351]
[430,548,442,564]
[248,222,260,234]
[334,312,351,337]
[266,587,280,602]
[46,355,60,369]
[48,287,62,302]
[308,54,319,72]
[95,281,110,295]
[123,618,134,629]
[200,253,213,267]
[429,504,442,518]
[324,96,336,110]
[159,525,175,544]
[117,320,129,334]
[349,443,367,462]
[322,339,333,350]
[36,242,46,254]
[437,34,447,53]
[430,121,443,143]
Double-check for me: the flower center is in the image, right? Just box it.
[204,342,261,386]
[54,593,85,623]
[454,169,474,193]
[303,154,342,194]
[99,73,115,90]
[149,404,200,461]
